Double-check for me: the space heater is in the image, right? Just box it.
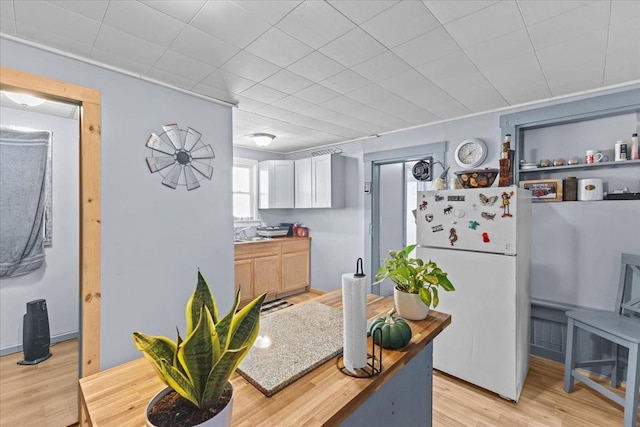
[17,299,52,365]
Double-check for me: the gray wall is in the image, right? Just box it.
[0,39,235,370]
[0,106,79,353]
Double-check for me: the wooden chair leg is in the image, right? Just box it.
[623,343,639,427]
[564,318,577,393]
[612,341,620,388]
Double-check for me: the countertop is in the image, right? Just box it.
[234,236,311,245]
[79,290,450,427]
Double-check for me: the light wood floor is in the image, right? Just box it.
[0,339,78,427]
[1,293,634,427]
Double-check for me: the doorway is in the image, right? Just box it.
[0,66,101,425]
[364,142,447,295]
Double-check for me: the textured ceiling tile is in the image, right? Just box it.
[239,83,288,104]
[287,51,346,82]
[604,0,640,85]
[327,0,398,25]
[476,51,551,105]
[220,50,280,82]
[527,1,610,50]
[261,69,314,94]
[415,51,507,112]
[153,50,216,83]
[228,94,267,112]
[537,28,608,96]
[199,69,256,94]
[102,1,186,46]
[48,0,109,21]
[170,26,240,68]
[378,69,470,118]
[462,28,534,69]
[294,84,342,104]
[444,0,524,48]
[518,0,595,26]
[14,0,101,43]
[422,0,498,24]
[351,51,411,82]
[231,0,303,25]
[0,17,16,35]
[245,27,313,67]
[318,69,372,94]
[139,0,206,23]
[13,21,93,57]
[92,24,165,68]
[270,95,315,112]
[360,1,440,48]
[277,1,355,49]
[319,27,386,68]
[191,1,271,48]
[392,26,461,67]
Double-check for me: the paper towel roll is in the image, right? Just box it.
[342,273,367,373]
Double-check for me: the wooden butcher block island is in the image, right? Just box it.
[79,290,451,426]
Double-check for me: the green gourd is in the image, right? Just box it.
[368,308,412,350]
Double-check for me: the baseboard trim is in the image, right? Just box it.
[0,331,79,357]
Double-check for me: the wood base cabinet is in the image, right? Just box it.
[234,238,310,306]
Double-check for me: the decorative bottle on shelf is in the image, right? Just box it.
[631,133,639,160]
[498,134,514,187]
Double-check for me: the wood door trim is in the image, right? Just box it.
[1,66,101,425]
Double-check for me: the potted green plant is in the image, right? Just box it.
[133,270,266,427]
[375,244,454,320]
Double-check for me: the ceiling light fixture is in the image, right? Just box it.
[2,91,46,107]
[250,133,275,147]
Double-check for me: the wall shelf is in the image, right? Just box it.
[519,159,640,175]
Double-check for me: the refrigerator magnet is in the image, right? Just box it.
[449,228,458,246]
[469,221,480,230]
[481,212,496,220]
[443,205,453,214]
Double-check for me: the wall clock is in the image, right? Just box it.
[454,138,487,168]
[145,124,215,191]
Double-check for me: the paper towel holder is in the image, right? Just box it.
[354,257,365,278]
[336,328,382,378]
[337,258,382,378]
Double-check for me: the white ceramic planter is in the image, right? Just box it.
[394,287,429,320]
[146,384,234,427]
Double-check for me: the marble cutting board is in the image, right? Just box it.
[237,301,344,396]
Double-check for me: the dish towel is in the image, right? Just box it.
[0,128,50,278]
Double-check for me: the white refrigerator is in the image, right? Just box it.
[416,186,531,401]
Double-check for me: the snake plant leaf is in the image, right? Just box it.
[178,305,218,400]
[159,358,200,408]
[132,271,266,412]
[228,292,266,351]
[132,333,177,384]
[186,270,218,334]
[214,289,242,352]
[201,347,247,408]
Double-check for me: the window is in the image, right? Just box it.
[233,158,258,223]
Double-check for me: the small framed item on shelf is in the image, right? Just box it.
[519,179,563,202]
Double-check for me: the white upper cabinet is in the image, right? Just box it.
[294,157,312,208]
[258,160,294,209]
[295,154,345,208]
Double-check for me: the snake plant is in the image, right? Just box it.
[375,244,455,308]
[133,270,266,410]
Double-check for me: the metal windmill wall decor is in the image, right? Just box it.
[145,124,215,191]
